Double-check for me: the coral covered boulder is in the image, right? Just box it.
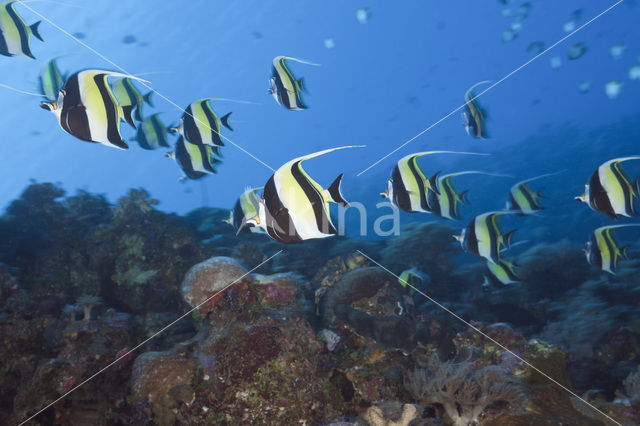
[181,256,249,309]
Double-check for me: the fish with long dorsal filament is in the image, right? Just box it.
[111,77,153,128]
[224,187,265,235]
[242,146,363,243]
[134,113,170,150]
[269,56,319,110]
[39,57,65,101]
[585,224,640,275]
[40,69,149,150]
[506,172,561,215]
[463,81,490,139]
[0,1,43,59]
[454,211,518,262]
[170,98,232,147]
[381,151,489,214]
[428,170,510,220]
[575,156,640,219]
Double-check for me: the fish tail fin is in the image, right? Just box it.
[323,173,350,208]
[504,229,516,248]
[121,105,136,129]
[221,112,233,131]
[30,21,44,42]
[459,190,470,205]
[143,91,154,107]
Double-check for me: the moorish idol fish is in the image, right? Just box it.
[224,187,265,234]
[428,171,507,220]
[463,81,490,139]
[483,258,520,288]
[269,56,318,110]
[176,135,220,174]
[111,77,153,127]
[506,172,559,215]
[454,211,518,262]
[39,57,65,101]
[243,146,362,243]
[134,113,170,150]
[170,98,232,147]
[167,136,217,180]
[40,69,148,150]
[381,151,487,213]
[576,156,640,219]
[0,1,43,59]
[398,268,429,296]
[584,224,640,275]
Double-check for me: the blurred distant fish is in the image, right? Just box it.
[576,156,640,219]
[39,58,65,101]
[567,42,587,60]
[381,151,487,213]
[514,2,531,21]
[454,211,517,262]
[40,69,145,150]
[0,1,43,59]
[269,56,318,110]
[225,187,264,234]
[585,224,640,274]
[501,28,518,42]
[629,66,640,81]
[398,268,429,295]
[242,146,361,243]
[526,41,545,55]
[324,37,335,49]
[356,7,371,24]
[563,9,582,33]
[111,77,154,127]
[501,8,511,17]
[578,81,592,94]
[605,80,623,99]
[483,258,520,288]
[134,113,170,150]
[171,98,232,146]
[506,173,558,215]
[463,81,490,139]
[609,44,627,60]
[549,56,562,69]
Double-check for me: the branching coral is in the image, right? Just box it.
[404,356,524,426]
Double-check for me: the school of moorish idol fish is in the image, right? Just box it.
[1,0,639,290]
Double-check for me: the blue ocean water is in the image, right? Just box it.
[1,0,638,219]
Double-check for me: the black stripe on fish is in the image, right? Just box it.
[487,214,501,262]
[0,13,10,57]
[182,105,203,145]
[175,136,206,180]
[465,219,479,256]
[610,161,635,216]
[391,165,413,212]
[93,74,125,147]
[263,175,302,243]
[5,3,33,59]
[59,74,92,142]
[588,170,616,218]
[407,156,430,211]
[232,199,245,229]
[150,115,169,148]
[291,160,336,235]
[200,100,224,146]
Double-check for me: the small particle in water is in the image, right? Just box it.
[252,31,262,40]
[72,32,86,39]
[578,81,592,93]
[567,42,587,60]
[356,7,371,24]
[121,34,137,44]
[501,28,518,42]
[629,65,640,80]
[609,44,627,60]
[605,80,623,99]
[324,37,335,49]
[549,56,562,69]
[501,8,512,17]
[526,41,545,55]
[510,21,522,32]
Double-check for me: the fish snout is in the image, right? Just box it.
[40,101,55,111]
[574,194,586,203]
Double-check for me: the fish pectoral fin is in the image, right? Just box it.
[323,173,349,208]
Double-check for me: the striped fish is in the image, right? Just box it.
[0,1,43,59]
[224,187,265,234]
[40,69,145,150]
[506,173,558,215]
[171,98,232,147]
[269,56,317,110]
[576,156,640,218]
[398,268,429,296]
[111,77,153,127]
[243,146,362,243]
[462,81,490,139]
[381,151,487,213]
[134,113,170,150]
[39,58,65,101]
[585,224,640,274]
[454,211,518,262]
[428,171,507,220]
[483,258,520,288]
[167,136,220,180]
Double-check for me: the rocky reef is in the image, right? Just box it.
[1,183,640,425]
